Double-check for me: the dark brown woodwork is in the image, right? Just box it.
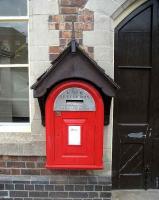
[31,40,119,126]
[113,0,159,189]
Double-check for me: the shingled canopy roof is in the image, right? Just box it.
[31,39,119,125]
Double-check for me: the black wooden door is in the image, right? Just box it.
[112,0,159,189]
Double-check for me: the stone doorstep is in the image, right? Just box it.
[112,190,159,200]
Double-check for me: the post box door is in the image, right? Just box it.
[54,111,95,165]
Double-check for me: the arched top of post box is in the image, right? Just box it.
[54,87,96,111]
[31,39,119,126]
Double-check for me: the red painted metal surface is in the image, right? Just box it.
[45,80,104,169]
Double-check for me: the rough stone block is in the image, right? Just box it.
[32,0,58,15]
[85,0,119,16]
[94,46,113,62]
[94,13,110,30]
[83,31,113,47]
[31,141,46,156]
[30,15,48,46]
[30,46,49,62]
[48,0,59,15]
[48,30,59,46]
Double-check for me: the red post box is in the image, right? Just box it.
[45,80,104,169]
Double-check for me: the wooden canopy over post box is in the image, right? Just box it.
[31,39,119,125]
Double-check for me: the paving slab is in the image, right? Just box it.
[112,190,159,200]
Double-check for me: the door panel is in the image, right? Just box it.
[55,112,95,165]
[116,69,150,123]
[113,0,159,189]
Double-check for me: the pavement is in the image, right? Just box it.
[112,190,159,200]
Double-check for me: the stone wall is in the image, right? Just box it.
[0,0,147,175]
[0,0,148,199]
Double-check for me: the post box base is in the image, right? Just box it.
[45,164,104,170]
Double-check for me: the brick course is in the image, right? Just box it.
[0,175,111,199]
[0,156,111,199]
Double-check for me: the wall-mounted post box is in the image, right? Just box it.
[31,39,119,170]
[45,80,104,169]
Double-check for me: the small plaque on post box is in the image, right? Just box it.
[68,126,81,145]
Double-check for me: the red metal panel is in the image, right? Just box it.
[45,80,104,169]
